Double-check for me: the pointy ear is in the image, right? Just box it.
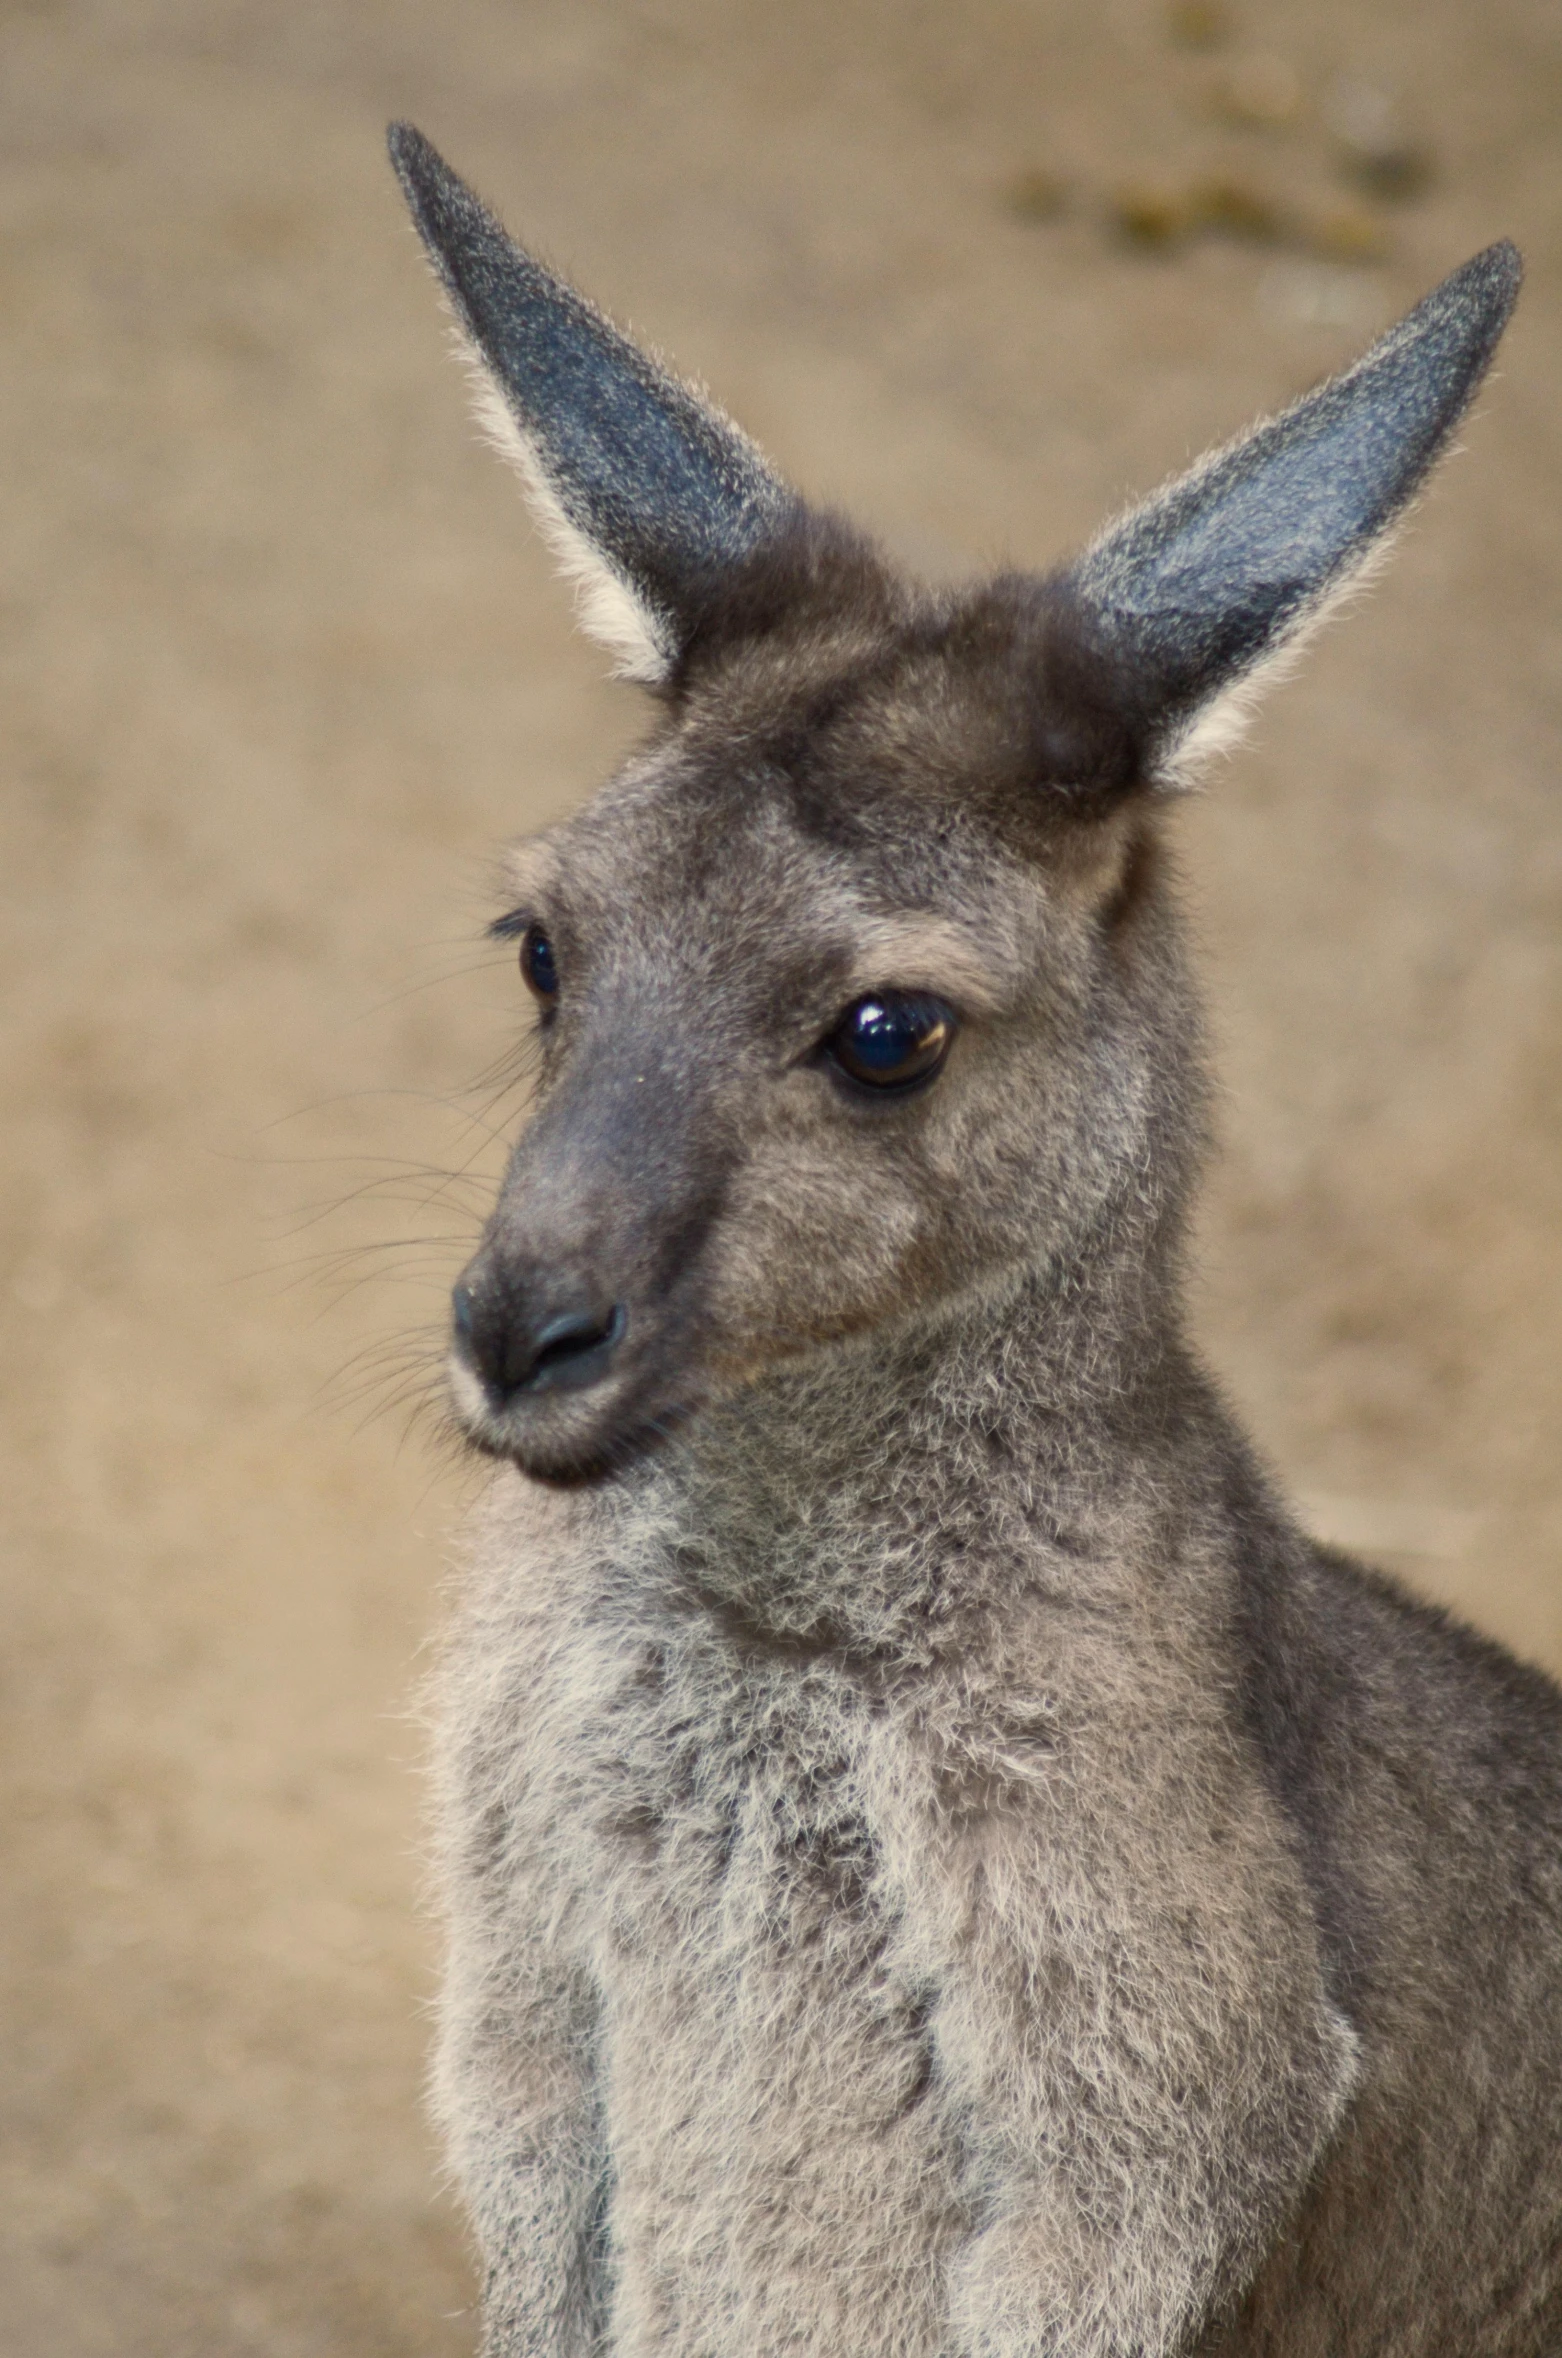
[1059,242,1522,790]
[388,123,799,687]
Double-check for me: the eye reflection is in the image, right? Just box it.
[824,992,956,1092]
[520,924,559,1001]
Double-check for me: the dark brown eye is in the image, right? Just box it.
[520,924,558,1001]
[824,992,955,1092]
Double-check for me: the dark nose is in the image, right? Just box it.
[452,1274,627,1404]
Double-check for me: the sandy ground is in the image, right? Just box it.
[2,1,1560,2350]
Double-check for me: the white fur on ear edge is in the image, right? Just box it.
[1151,527,1401,793]
[457,332,677,686]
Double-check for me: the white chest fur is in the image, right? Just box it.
[430,1467,1358,2358]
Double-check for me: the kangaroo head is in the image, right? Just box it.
[389,124,1519,1485]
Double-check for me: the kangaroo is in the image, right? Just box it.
[387,122,1562,2357]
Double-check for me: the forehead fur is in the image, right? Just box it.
[500,538,1157,980]
[519,760,1051,991]
[677,527,1155,837]
[691,565,1142,851]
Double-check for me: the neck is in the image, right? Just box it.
[624,1206,1213,1656]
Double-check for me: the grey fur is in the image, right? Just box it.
[389,130,1558,2357]
[1066,243,1521,760]
[388,124,798,680]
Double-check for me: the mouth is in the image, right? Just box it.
[446,1343,698,1485]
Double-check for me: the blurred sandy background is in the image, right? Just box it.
[2,1,1559,2351]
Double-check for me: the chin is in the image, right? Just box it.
[448,1353,700,1487]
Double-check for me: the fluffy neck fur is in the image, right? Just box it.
[557,1145,1223,1662]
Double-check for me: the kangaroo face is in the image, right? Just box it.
[449,587,1173,1481]
[388,125,1519,1485]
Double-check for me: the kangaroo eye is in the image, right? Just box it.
[824,992,956,1093]
[520,924,558,1002]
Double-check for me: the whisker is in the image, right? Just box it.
[350,951,520,1023]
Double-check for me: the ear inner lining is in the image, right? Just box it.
[388,122,799,682]
[1062,240,1521,787]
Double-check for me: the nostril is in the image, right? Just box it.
[453,1277,627,1406]
[522,1303,626,1387]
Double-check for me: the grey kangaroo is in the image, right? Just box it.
[388,122,1562,2356]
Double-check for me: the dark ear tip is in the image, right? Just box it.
[386,119,426,175]
[1484,237,1524,312]
[386,121,457,216]
[385,123,495,276]
[1471,236,1523,296]
[1447,237,1524,329]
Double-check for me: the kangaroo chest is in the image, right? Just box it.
[548,1611,971,2353]
[455,1482,1356,2358]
